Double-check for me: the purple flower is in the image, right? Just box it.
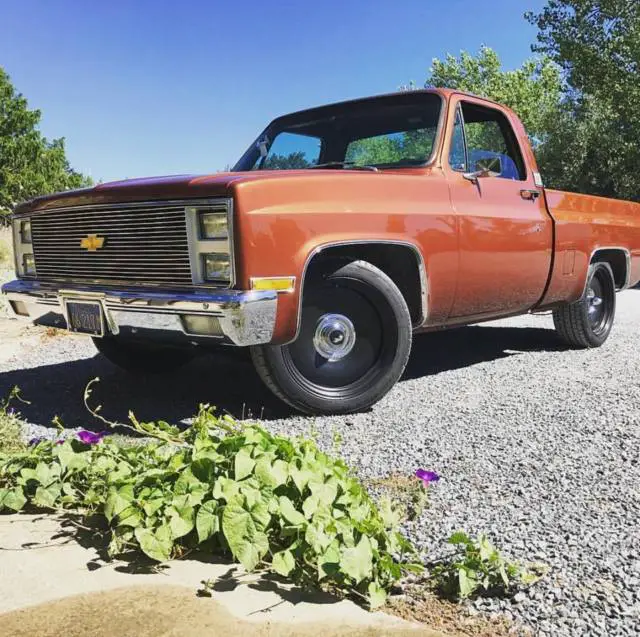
[76,430,108,445]
[28,437,45,446]
[415,469,440,486]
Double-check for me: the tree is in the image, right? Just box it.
[0,67,91,216]
[427,47,563,146]
[262,151,310,170]
[345,130,435,166]
[528,1,640,200]
[422,47,566,186]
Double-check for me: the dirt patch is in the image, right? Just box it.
[388,593,529,637]
[0,585,450,637]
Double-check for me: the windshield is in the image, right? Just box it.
[233,92,442,171]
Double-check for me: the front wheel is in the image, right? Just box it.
[251,260,412,415]
[553,261,616,348]
[93,337,194,374]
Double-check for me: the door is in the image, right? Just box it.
[446,99,553,318]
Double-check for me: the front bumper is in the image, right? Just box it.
[1,279,277,346]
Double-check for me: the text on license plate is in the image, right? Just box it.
[66,301,104,336]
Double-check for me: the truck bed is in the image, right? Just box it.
[540,189,640,308]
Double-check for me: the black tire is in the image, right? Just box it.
[553,262,616,348]
[93,337,194,374]
[251,260,412,415]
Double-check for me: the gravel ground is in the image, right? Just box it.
[1,292,640,636]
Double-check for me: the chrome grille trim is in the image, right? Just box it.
[27,198,234,289]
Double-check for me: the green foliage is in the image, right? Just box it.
[262,152,310,169]
[345,129,435,166]
[528,1,640,201]
[0,227,13,266]
[424,46,569,187]
[0,385,421,609]
[0,67,92,214]
[431,532,538,600]
[0,387,28,455]
[367,474,429,522]
[427,46,563,148]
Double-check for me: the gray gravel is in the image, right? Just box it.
[2,292,640,636]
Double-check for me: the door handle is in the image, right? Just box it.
[520,189,541,201]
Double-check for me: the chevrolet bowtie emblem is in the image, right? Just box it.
[80,234,105,251]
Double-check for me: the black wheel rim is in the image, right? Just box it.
[282,277,398,399]
[586,269,614,336]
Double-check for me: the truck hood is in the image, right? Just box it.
[15,173,246,213]
[15,167,432,213]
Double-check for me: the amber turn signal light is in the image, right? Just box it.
[250,277,296,293]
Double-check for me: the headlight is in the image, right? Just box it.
[202,253,231,281]
[199,212,228,239]
[186,201,234,286]
[20,220,32,243]
[22,253,36,276]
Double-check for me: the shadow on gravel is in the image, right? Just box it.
[402,324,566,381]
[0,324,565,430]
[0,349,289,430]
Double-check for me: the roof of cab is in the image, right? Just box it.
[270,87,515,124]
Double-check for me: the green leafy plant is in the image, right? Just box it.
[431,531,539,600]
[0,386,28,455]
[0,379,422,608]
[367,473,431,522]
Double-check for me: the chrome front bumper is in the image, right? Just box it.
[1,279,277,346]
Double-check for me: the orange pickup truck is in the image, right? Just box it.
[4,89,640,414]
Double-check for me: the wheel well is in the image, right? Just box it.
[591,249,629,289]
[305,243,426,326]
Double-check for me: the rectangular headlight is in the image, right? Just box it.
[202,253,231,281]
[23,253,36,276]
[20,220,32,243]
[199,212,228,239]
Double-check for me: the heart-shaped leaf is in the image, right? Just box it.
[196,500,220,542]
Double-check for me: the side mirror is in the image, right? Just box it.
[463,155,502,183]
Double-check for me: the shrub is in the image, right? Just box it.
[0,387,27,455]
[0,382,422,608]
[431,531,539,600]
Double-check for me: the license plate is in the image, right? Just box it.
[66,301,104,336]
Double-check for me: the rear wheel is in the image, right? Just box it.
[251,260,412,414]
[553,262,616,348]
[93,337,194,374]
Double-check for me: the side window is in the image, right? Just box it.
[451,102,526,180]
[255,132,321,170]
[449,108,467,171]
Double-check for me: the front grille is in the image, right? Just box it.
[30,202,193,288]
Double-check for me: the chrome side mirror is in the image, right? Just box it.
[463,156,502,183]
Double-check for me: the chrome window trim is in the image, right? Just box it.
[448,103,469,173]
[233,91,446,172]
[448,97,528,181]
[286,239,429,345]
[584,246,632,293]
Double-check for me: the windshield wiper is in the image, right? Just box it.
[309,161,379,172]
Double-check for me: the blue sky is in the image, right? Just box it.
[2,0,546,183]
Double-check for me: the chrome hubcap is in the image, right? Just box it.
[313,313,356,362]
[587,287,603,316]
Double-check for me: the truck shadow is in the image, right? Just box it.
[0,325,565,430]
[402,324,567,380]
